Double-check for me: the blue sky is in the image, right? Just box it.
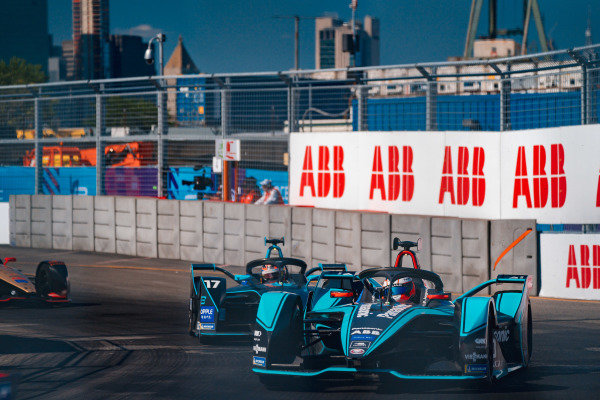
[49,0,599,73]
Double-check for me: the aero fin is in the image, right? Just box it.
[493,228,533,271]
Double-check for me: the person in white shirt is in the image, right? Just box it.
[255,179,284,205]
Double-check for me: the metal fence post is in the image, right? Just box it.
[287,80,297,133]
[34,97,42,194]
[157,84,168,198]
[500,66,512,131]
[426,77,437,131]
[95,86,105,195]
[417,66,437,131]
[589,65,598,124]
[581,64,588,125]
[221,77,230,137]
[356,85,368,131]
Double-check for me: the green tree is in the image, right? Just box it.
[0,57,46,85]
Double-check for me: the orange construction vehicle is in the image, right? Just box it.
[23,142,154,167]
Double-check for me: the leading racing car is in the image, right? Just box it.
[188,237,354,340]
[251,238,533,387]
[0,256,70,303]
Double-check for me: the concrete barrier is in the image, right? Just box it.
[312,209,335,265]
[115,197,136,256]
[94,196,115,253]
[245,204,269,263]
[136,198,157,258]
[13,195,31,247]
[390,215,431,268]
[291,207,312,265]
[335,211,361,270]
[361,213,391,270]
[9,196,540,294]
[8,196,15,245]
[269,206,292,257]
[224,202,245,266]
[73,196,94,251]
[158,199,180,260]
[179,201,202,261]
[52,195,73,250]
[491,219,538,293]
[203,201,224,264]
[461,219,489,293]
[31,195,52,249]
[431,218,462,293]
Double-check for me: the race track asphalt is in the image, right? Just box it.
[0,245,599,400]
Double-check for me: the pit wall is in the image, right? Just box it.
[8,195,537,294]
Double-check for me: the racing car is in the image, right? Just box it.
[0,256,70,303]
[252,238,533,387]
[188,237,352,340]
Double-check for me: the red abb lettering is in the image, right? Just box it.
[596,169,600,207]
[438,146,486,206]
[565,244,600,289]
[513,144,566,209]
[300,145,345,198]
[369,146,414,202]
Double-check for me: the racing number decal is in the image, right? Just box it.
[204,280,221,288]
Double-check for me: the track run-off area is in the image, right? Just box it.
[0,245,599,400]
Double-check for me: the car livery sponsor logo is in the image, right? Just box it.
[465,364,487,373]
[356,304,372,318]
[199,323,215,331]
[350,341,370,348]
[350,328,381,336]
[350,334,376,342]
[200,306,215,322]
[494,327,510,343]
[254,330,262,337]
[474,337,487,345]
[253,344,266,353]
[350,348,365,355]
[377,304,411,319]
[12,278,28,283]
[253,356,266,367]
[464,352,486,362]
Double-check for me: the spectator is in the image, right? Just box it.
[240,177,261,204]
[255,179,284,205]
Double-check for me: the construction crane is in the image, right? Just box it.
[272,15,318,70]
[464,0,550,58]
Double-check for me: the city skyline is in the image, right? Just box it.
[45,0,600,74]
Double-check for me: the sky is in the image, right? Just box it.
[48,0,599,73]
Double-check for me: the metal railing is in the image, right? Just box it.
[0,44,598,200]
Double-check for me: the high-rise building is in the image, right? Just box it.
[62,40,75,80]
[0,0,50,73]
[315,15,379,69]
[109,35,155,78]
[73,0,110,80]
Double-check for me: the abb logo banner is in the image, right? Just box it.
[290,125,600,223]
[540,234,600,301]
[500,125,600,223]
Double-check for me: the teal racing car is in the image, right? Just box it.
[252,239,533,388]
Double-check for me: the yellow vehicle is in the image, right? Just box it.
[16,128,88,140]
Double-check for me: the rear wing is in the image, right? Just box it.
[191,263,236,281]
[305,263,347,277]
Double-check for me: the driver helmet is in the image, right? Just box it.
[261,264,280,283]
[383,277,415,302]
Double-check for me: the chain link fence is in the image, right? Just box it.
[0,44,598,203]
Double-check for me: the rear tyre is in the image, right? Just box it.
[35,261,69,300]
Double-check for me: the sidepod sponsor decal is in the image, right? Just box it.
[200,306,216,323]
[350,348,365,355]
[465,364,487,373]
[253,356,266,367]
[199,323,216,331]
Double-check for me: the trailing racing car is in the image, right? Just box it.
[0,256,70,303]
[188,238,353,340]
[252,239,533,387]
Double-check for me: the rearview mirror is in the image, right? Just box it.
[417,237,423,252]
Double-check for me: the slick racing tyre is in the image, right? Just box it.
[35,261,69,300]
[486,305,498,386]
